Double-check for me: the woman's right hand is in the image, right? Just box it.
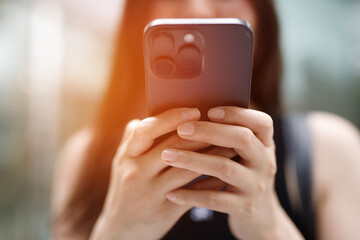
[90,108,231,240]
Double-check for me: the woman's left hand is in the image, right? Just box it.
[162,106,303,240]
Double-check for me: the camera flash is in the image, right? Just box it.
[184,33,195,43]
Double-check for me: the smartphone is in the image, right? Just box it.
[143,18,254,119]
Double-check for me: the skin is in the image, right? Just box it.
[52,1,360,239]
[89,107,304,240]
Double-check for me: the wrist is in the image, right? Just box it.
[90,213,146,240]
[268,200,305,240]
[90,214,114,240]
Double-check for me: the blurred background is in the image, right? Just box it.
[0,0,359,239]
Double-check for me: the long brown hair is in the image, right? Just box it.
[53,0,281,238]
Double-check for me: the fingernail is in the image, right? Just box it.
[208,108,225,119]
[162,149,178,162]
[178,123,195,136]
[166,192,177,202]
[182,108,200,121]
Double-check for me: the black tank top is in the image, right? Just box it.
[162,115,315,240]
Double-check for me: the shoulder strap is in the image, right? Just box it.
[283,114,315,240]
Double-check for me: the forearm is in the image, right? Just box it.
[89,215,111,240]
[229,197,304,240]
[90,214,130,240]
[271,206,304,240]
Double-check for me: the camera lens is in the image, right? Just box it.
[152,57,175,78]
[178,45,201,66]
[152,33,174,53]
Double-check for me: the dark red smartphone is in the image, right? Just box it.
[143,18,254,119]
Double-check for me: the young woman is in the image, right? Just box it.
[52,0,360,239]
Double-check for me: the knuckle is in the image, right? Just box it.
[132,119,152,139]
[205,192,220,209]
[126,119,140,130]
[234,108,243,119]
[179,168,196,179]
[256,181,266,194]
[121,169,140,188]
[123,119,140,139]
[267,160,277,177]
[220,160,236,179]
[179,108,190,120]
[238,128,255,147]
[243,200,257,216]
[259,114,274,132]
[168,108,188,123]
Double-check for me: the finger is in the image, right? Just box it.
[208,107,274,146]
[202,146,237,159]
[161,197,192,218]
[154,147,235,191]
[125,108,200,157]
[162,149,253,191]
[122,119,140,142]
[153,137,235,161]
[154,133,210,155]
[177,121,265,167]
[166,189,236,214]
[186,177,227,191]
[142,133,210,174]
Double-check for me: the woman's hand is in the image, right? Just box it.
[162,107,304,240]
[90,108,231,240]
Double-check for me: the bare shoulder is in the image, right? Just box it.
[308,112,360,175]
[308,111,359,144]
[307,112,360,240]
[51,127,95,215]
[307,111,360,191]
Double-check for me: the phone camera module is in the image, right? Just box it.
[149,30,203,79]
[152,57,175,78]
[152,33,174,53]
[178,45,201,66]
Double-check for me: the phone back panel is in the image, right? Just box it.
[144,19,253,119]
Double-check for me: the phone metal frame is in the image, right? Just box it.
[144,18,253,35]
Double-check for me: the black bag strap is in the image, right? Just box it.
[283,114,315,240]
